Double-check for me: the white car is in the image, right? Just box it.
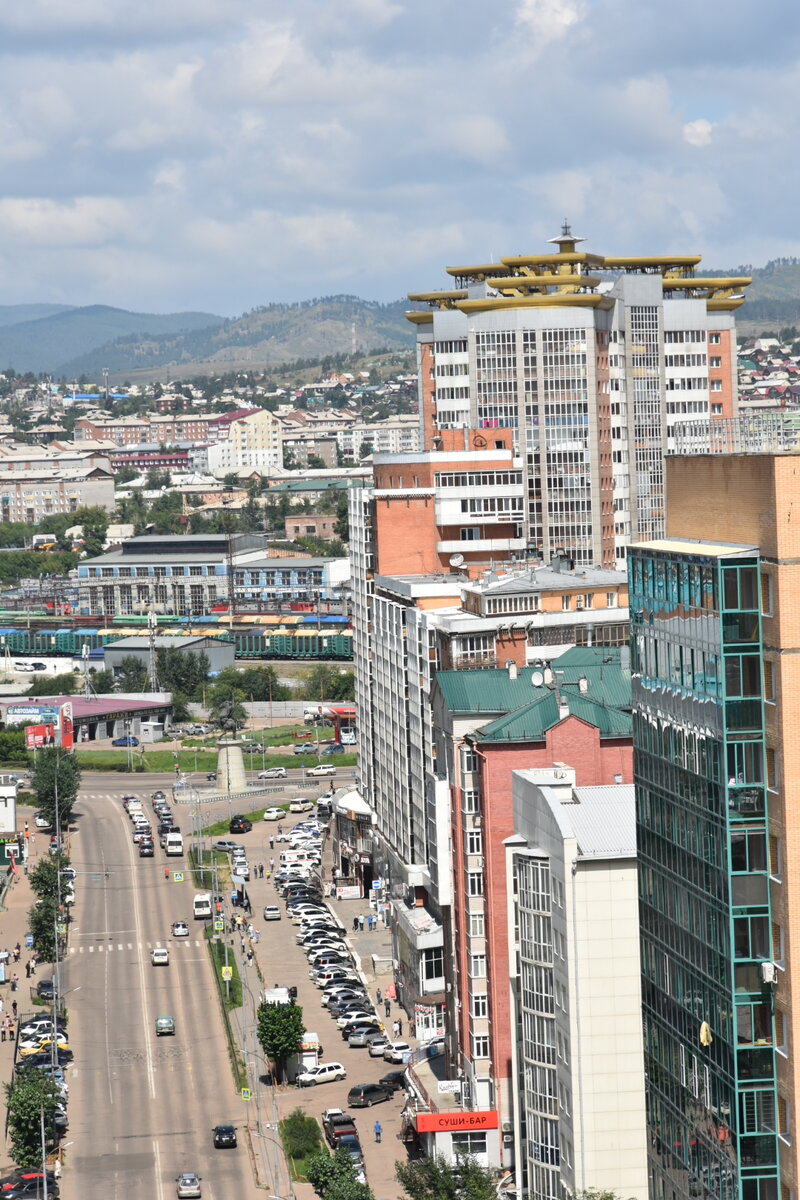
[296,1061,347,1087]
[172,921,189,938]
[383,1041,412,1063]
[259,768,287,780]
[308,764,336,778]
[152,947,170,965]
[289,799,313,813]
[232,861,250,880]
[34,813,52,830]
[263,808,284,821]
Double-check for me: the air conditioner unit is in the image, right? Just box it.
[502,1121,513,1133]
[503,1134,514,1145]
[760,961,777,985]
[576,598,584,609]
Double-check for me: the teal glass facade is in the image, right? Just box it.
[629,542,779,1200]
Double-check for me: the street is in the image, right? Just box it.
[59,788,262,1200]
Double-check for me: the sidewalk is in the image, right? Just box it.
[228,830,416,1200]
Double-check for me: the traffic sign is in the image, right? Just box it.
[221,966,233,981]
[56,923,66,935]
[241,1088,251,1101]
[173,871,184,882]
[214,919,224,932]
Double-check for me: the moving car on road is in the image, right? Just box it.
[112,735,139,747]
[152,947,170,965]
[212,1125,237,1149]
[175,1173,201,1198]
[172,920,189,938]
[156,1016,175,1036]
[259,768,287,779]
[347,1082,393,1108]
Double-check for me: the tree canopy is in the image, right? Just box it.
[396,1156,498,1200]
[256,1000,305,1082]
[5,1069,63,1168]
[31,747,81,829]
[297,665,354,702]
[116,655,149,692]
[155,647,209,698]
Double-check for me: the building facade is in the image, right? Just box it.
[629,537,779,1200]
[506,769,648,1200]
[408,224,746,568]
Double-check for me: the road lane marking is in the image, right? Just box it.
[153,1137,165,1200]
[125,809,157,1101]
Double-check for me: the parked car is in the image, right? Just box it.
[211,839,240,854]
[383,1041,412,1063]
[367,1034,390,1057]
[348,1027,380,1048]
[152,790,166,800]
[295,1061,346,1087]
[139,841,155,857]
[229,816,252,834]
[289,799,313,813]
[263,906,281,921]
[112,735,139,747]
[263,808,284,821]
[323,744,345,755]
[293,744,316,755]
[36,979,55,1001]
[259,768,287,779]
[347,1082,393,1108]
[379,1069,407,1094]
[322,1108,357,1145]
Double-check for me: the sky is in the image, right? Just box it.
[0,0,797,316]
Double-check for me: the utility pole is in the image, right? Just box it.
[224,515,236,634]
[147,609,159,693]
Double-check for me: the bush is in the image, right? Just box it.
[283,1107,322,1159]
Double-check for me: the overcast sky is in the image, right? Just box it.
[0,0,796,316]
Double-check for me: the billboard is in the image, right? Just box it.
[25,724,56,749]
[7,705,59,726]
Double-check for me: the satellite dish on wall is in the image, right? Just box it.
[531,670,544,687]
[449,553,465,568]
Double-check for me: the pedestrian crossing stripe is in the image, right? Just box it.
[68,940,203,954]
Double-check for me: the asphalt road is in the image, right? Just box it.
[60,787,262,1200]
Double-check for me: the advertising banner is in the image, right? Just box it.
[60,702,74,751]
[25,724,56,749]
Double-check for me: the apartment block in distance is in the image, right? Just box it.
[408,223,748,567]
[658,448,800,1200]
[629,533,779,1200]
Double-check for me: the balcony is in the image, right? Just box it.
[392,900,443,953]
[437,537,526,554]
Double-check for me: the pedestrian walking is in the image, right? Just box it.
[358,914,365,932]
[392,1020,399,1038]
[254,930,261,944]
[384,999,391,1017]
[240,937,246,954]
[53,1160,61,1183]
[10,975,18,992]
[269,836,274,850]
[0,996,5,1016]
[269,858,275,872]
[23,860,28,877]
[353,917,359,932]
[1,1023,6,1043]
[30,958,36,976]
[376,987,382,1005]
[374,1120,382,1144]
[13,943,20,963]
[11,1001,17,1019]
[410,1019,416,1038]
[367,914,373,932]
[247,948,254,965]
[398,1019,403,1036]
[25,961,31,979]
[260,863,265,879]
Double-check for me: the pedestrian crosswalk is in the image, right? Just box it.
[68,939,204,954]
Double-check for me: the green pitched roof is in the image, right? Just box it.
[474,691,631,743]
[435,646,630,716]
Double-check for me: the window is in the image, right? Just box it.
[606,592,618,607]
[761,571,773,616]
[462,789,480,813]
[466,830,483,855]
[769,835,782,881]
[711,380,723,392]
[422,946,444,981]
[710,357,722,368]
[460,748,479,774]
[764,660,775,703]
[470,953,486,977]
[469,912,485,938]
[471,1033,490,1058]
[561,595,571,611]
[709,333,721,345]
[471,993,488,1018]
[451,1132,487,1157]
[460,527,481,541]
[468,872,484,897]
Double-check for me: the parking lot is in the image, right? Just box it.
[229,835,415,1199]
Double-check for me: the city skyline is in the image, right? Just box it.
[0,0,797,314]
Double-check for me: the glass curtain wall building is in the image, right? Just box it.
[629,539,779,1200]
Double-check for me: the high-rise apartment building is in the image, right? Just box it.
[653,449,800,1200]
[629,532,779,1200]
[408,224,747,567]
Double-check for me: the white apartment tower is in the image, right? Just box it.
[409,224,747,568]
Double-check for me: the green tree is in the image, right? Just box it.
[74,505,109,557]
[334,492,349,543]
[256,1000,305,1082]
[155,648,209,699]
[282,1106,323,1159]
[29,671,77,697]
[28,895,58,963]
[213,665,290,703]
[28,854,70,904]
[31,747,82,829]
[307,1148,374,1200]
[396,1155,497,1200]
[117,655,149,692]
[0,730,29,764]
[297,665,354,702]
[5,1069,63,1168]
[147,491,183,535]
[89,667,116,692]
[171,691,192,723]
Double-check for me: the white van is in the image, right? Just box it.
[280,850,318,868]
[165,832,184,856]
[193,893,212,920]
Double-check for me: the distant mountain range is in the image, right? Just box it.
[2,261,800,380]
[0,296,417,379]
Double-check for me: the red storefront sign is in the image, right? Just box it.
[25,724,55,749]
[416,1110,498,1133]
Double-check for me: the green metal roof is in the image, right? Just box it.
[268,478,363,493]
[435,646,630,716]
[474,691,631,743]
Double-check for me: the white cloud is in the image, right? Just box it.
[683,118,714,146]
[0,0,796,312]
